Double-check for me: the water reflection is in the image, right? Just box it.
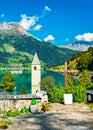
[0,70,64,94]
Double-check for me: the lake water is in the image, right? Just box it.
[0,70,64,94]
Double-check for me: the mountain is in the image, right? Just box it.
[68,47,93,71]
[0,22,78,68]
[60,41,93,52]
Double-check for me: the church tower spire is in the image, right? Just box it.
[31,52,41,93]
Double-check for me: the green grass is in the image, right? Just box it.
[50,64,65,70]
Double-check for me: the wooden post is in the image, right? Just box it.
[52,61,79,87]
[64,61,68,87]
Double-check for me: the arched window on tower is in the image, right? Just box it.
[34,66,37,70]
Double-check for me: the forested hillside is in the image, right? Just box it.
[0,22,78,68]
[68,47,93,71]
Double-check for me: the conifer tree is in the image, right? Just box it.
[0,71,15,92]
[21,86,27,94]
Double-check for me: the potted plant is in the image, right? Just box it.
[30,98,38,113]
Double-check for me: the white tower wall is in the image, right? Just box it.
[31,53,41,94]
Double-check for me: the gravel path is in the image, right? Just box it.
[6,103,93,130]
[7,112,93,130]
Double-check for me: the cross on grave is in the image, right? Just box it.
[52,61,79,87]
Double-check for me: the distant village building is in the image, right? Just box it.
[31,53,41,94]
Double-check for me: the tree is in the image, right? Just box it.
[88,58,93,70]
[78,70,92,88]
[67,74,77,87]
[20,86,27,95]
[77,53,90,70]
[0,71,16,92]
[41,76,55,90]
[88,47,93,55]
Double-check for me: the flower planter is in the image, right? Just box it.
[30,104,38,113]
[64,94,73,104]
[30,98,39,113]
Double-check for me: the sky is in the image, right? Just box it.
[0,0,93,45]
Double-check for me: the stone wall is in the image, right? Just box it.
[0,94,41,111]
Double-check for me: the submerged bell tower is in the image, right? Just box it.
[31,52,41,94]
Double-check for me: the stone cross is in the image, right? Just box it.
[52,61,78,87]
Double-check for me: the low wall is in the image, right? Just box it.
[0,94,41,111]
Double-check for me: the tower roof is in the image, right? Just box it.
[32,52,40,65]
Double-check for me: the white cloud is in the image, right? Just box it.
[20,14,39,30]
[75,32,93,42]
[33,25,42,31]
[44,35,55,42]
[41,6,51,18]
[19,6,51,30]
[1,14,4,18]
[60,43,90,51]
[44,6,51,12]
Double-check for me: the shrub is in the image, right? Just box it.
[25,108,30,113]
[6,109,20,117]
[0,118,13,125]
[87,103,93,110]
[21,108,25,113]
[64,85,86,103]
[72,85,87,103]
[0,122,7,129]
[0,118,13,129]
[47,86,65,103]
[47,85,87,103]
[0,110,4,114]
[21,107,30,114]
[41,102,50,112]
